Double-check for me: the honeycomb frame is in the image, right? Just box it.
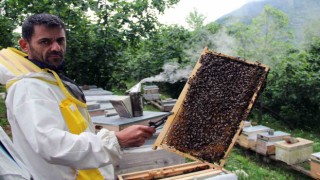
[153,48,270,168]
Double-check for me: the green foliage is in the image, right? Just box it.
[185,8,206,31]
[119,25,191,82]
[230,5,293,67]
[225,5,320,130]
[261,37,320,130]
[69,0,181,89]
[302,19,320,46]
[0,97,8,127]
[0,16,15,49]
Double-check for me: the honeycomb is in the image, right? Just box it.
[164,51,269,164]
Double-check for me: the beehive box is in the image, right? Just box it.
[143,93,161,101]
[143,85,159,94]
[256,131,291,156]
[92,111,169,132]
[310,152,320,179]
[275,138,313,165]
[114,134,185,177]
[118,161,236,180]
[153,48,270,168]
[242,121,252,128]
[237,125,270,150]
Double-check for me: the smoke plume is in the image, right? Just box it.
[142,62,193,84]
[137,28,238,87]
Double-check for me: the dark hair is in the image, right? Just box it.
[22,13,66,42]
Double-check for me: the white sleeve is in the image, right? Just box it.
[0,64,15,85]
[7,78,121,169]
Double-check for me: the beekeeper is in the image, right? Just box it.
[1,13,156,180]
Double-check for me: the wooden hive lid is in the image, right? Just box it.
[153,48,270,168]
[257,131,291,142]
[242,125,270,135]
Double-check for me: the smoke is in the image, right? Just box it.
[136,27,238,87]
[210,28,238,56]
[141,62,193,84]
[184,28,239,64]
[126,62,192,93]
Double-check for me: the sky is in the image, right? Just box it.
[158,0,258,28]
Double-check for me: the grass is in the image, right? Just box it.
[143,104,161,111]
[226,147,313,180]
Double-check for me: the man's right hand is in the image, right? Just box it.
[115,125,156,148]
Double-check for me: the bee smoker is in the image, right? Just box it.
[128,91,143,117]
[126,81,143,117]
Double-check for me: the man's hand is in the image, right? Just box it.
[115,125,156,148]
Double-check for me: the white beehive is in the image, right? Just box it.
[256,131,291,156]
[237,125,270,150]
[275,137,313,165]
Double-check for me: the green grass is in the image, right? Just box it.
[226,147,313,180]
[143,104,161,112]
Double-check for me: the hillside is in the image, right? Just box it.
[216,0,320,43]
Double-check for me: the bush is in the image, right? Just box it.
[0,96,8,127]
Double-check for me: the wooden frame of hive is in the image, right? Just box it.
[153,48,270,169]
[118,161,230,180]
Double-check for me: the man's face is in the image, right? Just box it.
[20,25,66,67]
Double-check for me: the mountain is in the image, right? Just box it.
[216,0,320,43]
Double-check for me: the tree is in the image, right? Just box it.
[231,5,293,67]
[0,16,15,49]
[226,5,320,130]
[262,39,320,130]
[301,19,320,47]
[185,8,206,31]
[119,25,190,82]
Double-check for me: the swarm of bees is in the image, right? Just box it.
[165,52,269,163]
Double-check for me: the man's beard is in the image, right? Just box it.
[45,51,64,67]
[29,45,64,67]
